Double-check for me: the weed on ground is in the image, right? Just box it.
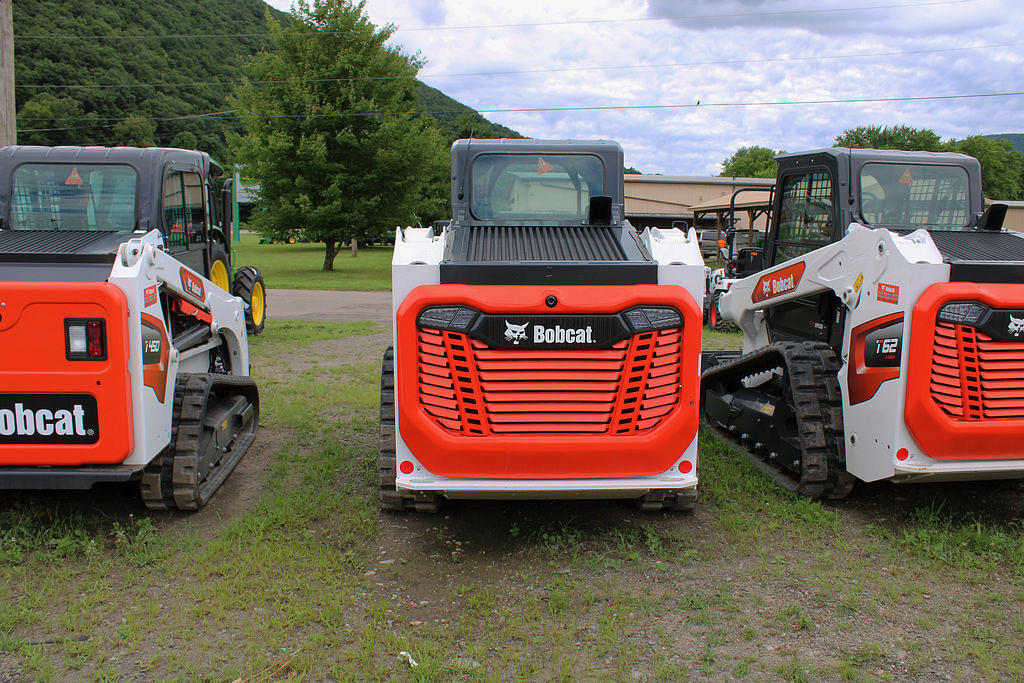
[0,320,1022,679]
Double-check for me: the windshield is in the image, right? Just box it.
[859,163,969,228]
[9,163,138,231]
[470,153,605,222]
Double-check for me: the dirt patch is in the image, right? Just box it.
[179,426,293,533]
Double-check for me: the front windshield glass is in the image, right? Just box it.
[9,163,138,231]
[859,163,969,228]
[471,154,605,222]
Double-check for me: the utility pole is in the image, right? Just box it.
[0,0,13,146]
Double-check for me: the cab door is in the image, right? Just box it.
[763,167,845,348]
[161,168,207,276]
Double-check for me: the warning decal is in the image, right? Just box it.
[537,157,554,175]
[898,168,913,184]
[877,283,900,305]
[64,168,83,185]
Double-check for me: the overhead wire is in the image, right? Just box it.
[17,91,1024,133]
[14,41,1024,91]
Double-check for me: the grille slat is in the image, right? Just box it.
[417,327,682,435]
[931,321,1024,419]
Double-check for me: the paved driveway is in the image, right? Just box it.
[267,289,392,324]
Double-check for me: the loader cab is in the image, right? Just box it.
[761,148,985,352]
[0,146,232,290]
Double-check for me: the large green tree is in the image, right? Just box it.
[948,135,1024,200]
[231,0,449,270]
[834,124,943,151]
[720,146,781,178]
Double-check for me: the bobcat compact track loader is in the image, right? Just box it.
[0,146,263,509]
[702,147,1024,498]
[381,139,706,511]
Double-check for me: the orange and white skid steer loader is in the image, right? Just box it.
[380,139,706,512]
[0,230,259,510]
[702,147,1024,498]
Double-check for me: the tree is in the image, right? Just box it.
[112,113,157,147]
[720,146,780,178]
[231,0,449,271]
[949,135,1024,200]
[16,93,98,146]
[834,125,943,151]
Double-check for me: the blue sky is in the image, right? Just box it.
[264,0,1024,175]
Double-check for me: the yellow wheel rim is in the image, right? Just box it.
[210,259,230,291]
[251,281,266,326]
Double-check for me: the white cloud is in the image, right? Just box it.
[263,0,1024,174]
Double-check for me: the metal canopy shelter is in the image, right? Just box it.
[690,188,773,249]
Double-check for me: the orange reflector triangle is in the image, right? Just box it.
[537,157,554,175]
[898,168,913,184]
[65,168,83,185]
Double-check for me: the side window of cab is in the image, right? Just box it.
[162,170,206,249]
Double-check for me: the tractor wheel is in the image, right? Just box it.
[232,266,267,335]
[209,243,231,292]
[709,290,735,332]
[287,235,297,244]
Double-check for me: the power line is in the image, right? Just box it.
[13,41,1023,91]
[16,91,1024,133]
[12,0,976,40]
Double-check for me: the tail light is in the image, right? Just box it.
[65,318,107,360]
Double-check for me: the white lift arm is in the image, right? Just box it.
[719,224,945,352]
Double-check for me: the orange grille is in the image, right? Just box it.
[417,327,682,435]
[930,322,1024,420]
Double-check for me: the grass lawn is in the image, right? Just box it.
[231,233,393,291]
[1,319,1023,679]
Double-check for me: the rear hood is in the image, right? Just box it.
[0,229,134,260]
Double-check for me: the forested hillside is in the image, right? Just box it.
[986,134,1024,155]
[11,0,519,160]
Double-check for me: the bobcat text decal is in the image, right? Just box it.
[751,262,806,304]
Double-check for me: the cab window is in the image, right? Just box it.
[859,163,969,228]
[772,171,834,264]
[163,170,206,248]
[470,154,605,222]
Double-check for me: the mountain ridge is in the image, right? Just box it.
[11,0,520,160]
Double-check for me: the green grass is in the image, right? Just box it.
[231,232,393,291]
[1,319,1024,679]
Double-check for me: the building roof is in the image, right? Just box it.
[689,189,773,213]
[625,174,774,187]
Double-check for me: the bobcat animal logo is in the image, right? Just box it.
[762,280,771,297]
[1009,314,1024,337]
[504,320,528,344]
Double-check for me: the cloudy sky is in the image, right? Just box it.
[264,0,1023,175]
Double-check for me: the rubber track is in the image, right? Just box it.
[141,373,257,510]
[173,374,258,510]
[378,347,440,513]
[140,375,189,510]
[702,341,854,499]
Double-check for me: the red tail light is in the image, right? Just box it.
[87,321,104,358]
[65,318,107,361]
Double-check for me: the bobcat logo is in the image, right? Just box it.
[1009,314,1024,337]
[761,280,771,297]
[504,320,528,344]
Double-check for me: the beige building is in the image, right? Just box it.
[625,174,773,231]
